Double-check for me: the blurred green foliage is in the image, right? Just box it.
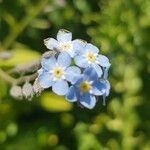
[0,0,150,150]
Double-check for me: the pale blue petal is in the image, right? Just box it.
[67,50,76,58]
[41,56,56,71]
[52,80,69,96]
[38,68,43,76]
[92,64,103,78]
[66,86,77,102]
[57,29,72,42]
[83,67,98,81]
[105,80,110,96]
[80,93,96,109]
[85,43,99,53]
[97,54,111,67]
[65,66,81,83]
[38,72,53,88]
[57,52,71,67]
[44,38,58,50]
[72,39,87,55]
[103,67,110,79]
[74,55,89,68]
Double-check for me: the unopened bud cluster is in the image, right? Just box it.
[10,80,43,100]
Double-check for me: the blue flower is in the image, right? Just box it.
[44,29,86,57]
[38,52,81,96]
[74,43,111,77]
[66,67,110,109]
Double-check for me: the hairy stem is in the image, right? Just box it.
[0,68,38,85]
[0,68,16,84]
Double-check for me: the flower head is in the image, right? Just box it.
[38,52,81,95]
[74,43,111,77]
[44,29,86,57]
[66,67,110,109]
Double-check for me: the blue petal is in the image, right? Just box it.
[38,72,53,88]
[72,39,87,55]
[66,86,77,102]
[92,80,106,96]
[83,67,98,81]
[44,38,58,50]
[57,29,72,42]
[85,43,99,54]
[92,64,103,78]
[74,55,89,68]
[65,66,81,83]
[80,93,96,109]
[52,80,69,95]
[57,52,71,67]
[97,54,111,67]
[41,56,56,71]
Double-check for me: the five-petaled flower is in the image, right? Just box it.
[66,67,110,109]
[74,43,111,77]
[36,29,111,109]
[44,29,85,58]
[38,52,81,95]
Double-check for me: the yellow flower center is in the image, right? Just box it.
[85,52,97,63]
[52,67,64,79]
[79,81,92,92]
[59,42,72,52]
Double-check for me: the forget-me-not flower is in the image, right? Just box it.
[38,52,81,96]
[44,29,86,57]
[74,43,111,77]
[66,67,110,109]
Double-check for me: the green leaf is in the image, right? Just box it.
[0,48,40,67]
[40,92,73,112]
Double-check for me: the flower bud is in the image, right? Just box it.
[33,79,43,95]
[15,60,40,74]
[0,51,12,60]
[22,82,34,100]
[10,85,23,100]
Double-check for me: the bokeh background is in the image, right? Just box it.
[0,0,150,150]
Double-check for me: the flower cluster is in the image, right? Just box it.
[37,29,111,109]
